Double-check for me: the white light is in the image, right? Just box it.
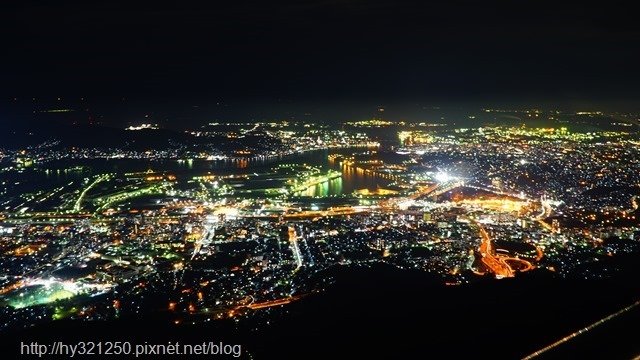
[434,172,451,182]
[519,159,527,165]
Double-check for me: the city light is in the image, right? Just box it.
[434,171,454,183]
[3,1,639,357]
[1,107,638,357]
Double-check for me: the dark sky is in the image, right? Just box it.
[2,0,639,123]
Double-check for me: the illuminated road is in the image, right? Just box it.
[95,183,169,213]
[410,183,440,200]
[429,181,465,197]
[537,219,554,232]
[246,295,301,310]
[503,257,535,272]
[285,206,367,219]
[288,226,303,270]
[536,198,555,232]
[379,182,439,208]
[243,206,368,220]
[192,223,215,259]
[476,223,514,278]
[0,281,24,295]
[470,217,538,278]
[379,180,464,209]
[73,174,110,212]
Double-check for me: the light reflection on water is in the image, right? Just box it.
[294,177,343,197]
[14,148,392,197]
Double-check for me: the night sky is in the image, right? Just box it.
[2,0,639,124]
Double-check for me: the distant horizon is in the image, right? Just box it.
[3,96,639,130]
[3,0,639,115]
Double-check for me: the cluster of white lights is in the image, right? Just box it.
[434,172,455,183]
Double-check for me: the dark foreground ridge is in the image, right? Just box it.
[3,255,640,360]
